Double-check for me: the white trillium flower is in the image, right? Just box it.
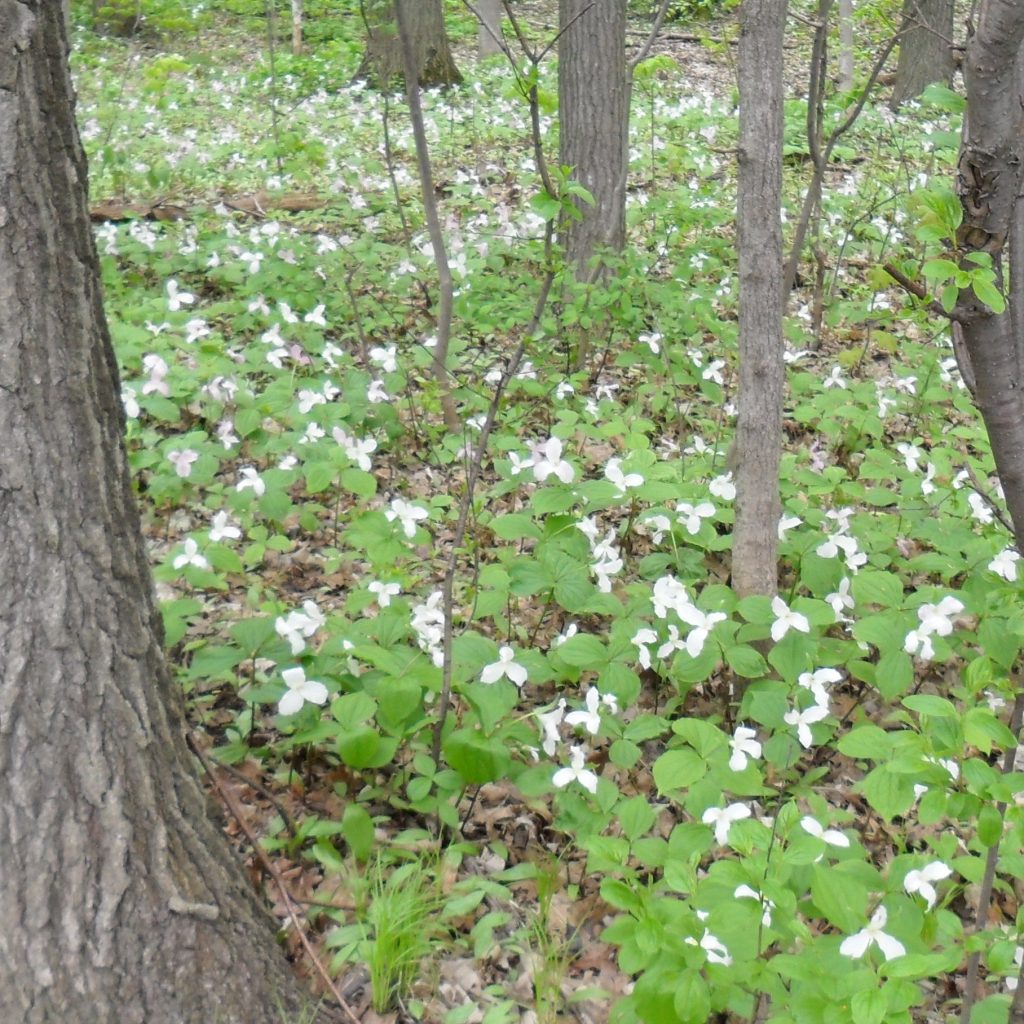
[173,537,208,570]
[675,501,716,535]
[903,862,952,910]
[278,666,328,716]
[826,577,855,621]
[800,815,850,847]
[368,581,401,607]
[728,726,762,772]
[968,491,994,524]
[236,466,266,496]
[531,437,575,484]
[165,278,195,311]
[480,646,528,687]
[798,667,842,708]
[709,473,736,500]
[537,699,566,756]
[677,605,727,657]
[702,802,751,845]
[896,442,922,473]
[552,745,599,794]
[209,510,241,542]
[989,548,1020,582]
[565,687,606,735]
[839,906,906,961]
[605,457,644,496]
[784,703,829,748]
[168,448,199,478]
[386,498,429,539]
[632,628,658,669]
[778,514,802,539]
[734,884,774,926]
[771,595,810,642]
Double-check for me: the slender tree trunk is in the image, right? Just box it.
[558,0,628,275]
[838,0,854,91]
[291,0,303,55]
[732,0,788,597]
[477,0,504,57]
[889,0,955,109]
[356,0,462,88]
[0,6,317,1021]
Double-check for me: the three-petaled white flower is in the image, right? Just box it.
[784,703,829,748]
[165,278,195,312]
[386,498,429,539]
[565,687,614,735]
[826,577,854,621]
[209,510,241,542]
[480,646,528,687]
[675,501,715,536]
[903,862,952,910]
[278,666,328,716]
[734,884,774,926]
[677,605,727,657]
[605,458,644,497]
[552,745,599,794]
[368,581,401,607]
[531,437,575,484]
[275,601,325,655]
[989,548,1020,582]
[173,537,208,570]
[168,448,199,478]
[800,815,850,847]
[632,627,658,669]
[702,802,751,845]
[771,596,810,643]
[728,726,762,772]
[709,473,736,500]
[905,596,963,661]
[537,699,566,756]
[798,668,842,709]
[839,906,906,961]
[236,466,265,496]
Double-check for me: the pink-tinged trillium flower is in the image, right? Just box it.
[903,862,952,910]
[141,353,170,396]
[531,437,575,484]
[209,510,241,542]
[989,548,1020,582]
[236,466,265,496]
[839,906,906,961]
[784,703,829,748]
[800,815,850,847]
[277,667,328,716]
[734,885,774,926]
[771,596,810,642]
[552,745,599,794]
[385,498,429,539]
[728,726,762,772]
[480,646,528,687]
[173,537,208,570]
[368,581,401,607]
[167,448,199,478]
[702,803,751,845]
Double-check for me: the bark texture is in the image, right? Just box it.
[952,6,1024,539]
[291,0,303,55]
[732,0,787,597]
[558,0,628,274]
[890,0,955,109]
[0,5,316,1022]
[355,0,462,89]
[477,0,504,58]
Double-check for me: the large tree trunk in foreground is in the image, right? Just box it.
[732,0,787,597]
[952,11,1024,540]
[889,0,955,109]
[0,5,316,1022]
[558,0,628,275]
[355,0,462,89]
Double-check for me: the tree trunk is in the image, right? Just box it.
[952,12,1024,540]
[355,0,462,89]
[0,6,318,1022]
[558,0,628,275]
[732,0,788,598]
[477,0,504,58]
[837,0,854,92]
[291,0,303,55]
[889,0,955,109]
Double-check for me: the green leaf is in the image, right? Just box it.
[652,748,707,794]
[859,764,917,821]
[810,863,863,931]
[490,513,541,540]
[973,277,1006,314]
[338,727,394,769]
[444,728,511,784]
[229,616,276,654]
[838,724,893,760]
[977,804,1003,847]
[903,694,958,718]
[341,803,375,862]
[851,988,887,1024]
[724,643,768,679]
[554,632,607,668]
[617,795,656,842]
[340,467,377,499]
[964,706,1018,752]
[672,972,711,1024]
[304,462,335,494]
[874,650,913,699]
[851,570,903,608]
[672,718,726,758]
[968,994,1011,1024]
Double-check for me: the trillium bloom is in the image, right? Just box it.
[278,666,328,716]
[236,466,266,496]
[368,580,401,607]
[369,344,398,372]
[826,577,854,621]
[702,802,751,845]
[531,437,575,484]
[552,745,599,794]
[209,510,241,542]
[709,473,736,500]
[480,646,528,687]
[275,601,325,655]
[784,703,829,748]
[386,498,429,538]
[728,726,762,772]
[537,699,566,756]
[168,448,199,478]
[605,458,644,496]
[839,906,906,962]
[165,278,195,311]
[800,815,850,847]
[734,884,774,926]
[798,667,842,708]
[778,514,802,539]
[896,442,922,473]
[565,687,608,735]
[968,491,994,524]
[173,537,208,570]
[677,605,727,657]
[771,596,810,642]
[675,501,715,535]
[918,596,963,636]
[903,862,952,909]
[989,548,1020,582]
[632,627,658,669]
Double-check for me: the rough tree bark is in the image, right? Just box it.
[355,0,462,89]
[732,0,787,597]
[949,6,1024,537]
[0,5,318,1022]
[889,0,955,109]
[291,0,303,55]
[477,0,504,57]
[558,0,628,275]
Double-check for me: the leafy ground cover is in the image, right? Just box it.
[72,3,1024,1022]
